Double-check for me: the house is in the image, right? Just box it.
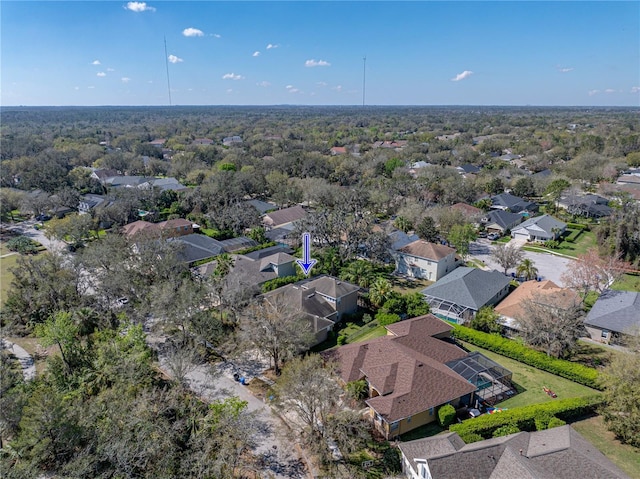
[326,315,512,439]
[149,138,166,147]
[490,193,538,214]
[217,236,259,253]
[261,275,359,345]
[511,214,566,243]
[171,234,225,264]
[206,245,296,291]
[145,177,189,193]
[103,175,153,188]
[394,240,461,281]
[122,218,195,239]
[246,199,277,215]
[616,174,640,186]
[495,280,580,335]
[399,425,630,479]
[78,194,113,214]
[558,193,612,218]
[451,202,483,222]
[263,205,307,229]
[222,135,243,146]
[456,164,481,175]
[584,289,640,344]
[192,138,214,145]
[330,146,347,155]
[421,267,511,323]
[90,168,121,182]
[388,230,420,251]
[481,210,523,234]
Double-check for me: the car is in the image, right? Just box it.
[36,214,52,222]
[117,297,129,305]
[487,233,500,241]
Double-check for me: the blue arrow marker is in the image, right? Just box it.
[296,232,317,276]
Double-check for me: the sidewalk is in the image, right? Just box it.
[1,338,36,381]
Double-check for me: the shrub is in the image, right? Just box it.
[547,417,566,429]
[492,424,520,437]
[6,235,38,254]
[458,432,483,444]
[451,325,602,389]
[449,396,602,439]
[534,414,552,431]
[362,313,373,324]
[262,274,305,293]
[346,379,368,401]
[376,312,401,326]
[567,222,588,230]
[438,404,457,427]
[337,335,347,346]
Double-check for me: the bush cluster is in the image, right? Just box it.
[451,325,602,389]
[437,404,457,427]
[450,395,603,441]
[566,223,589,231]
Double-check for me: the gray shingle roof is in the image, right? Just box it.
[421,267,511,311]
[584,289,640,335]
[511,214,566,238]
[172,234,225,263]
[483,210,523,230]
[399,425,630,479]
[491,193,537,212]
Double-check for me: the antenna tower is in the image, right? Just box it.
[164,36,172,106]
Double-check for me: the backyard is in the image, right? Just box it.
[458,341,601,409]
[0,251,18,304]
[522,228,597,258]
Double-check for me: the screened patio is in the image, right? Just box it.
[446,352,514,404]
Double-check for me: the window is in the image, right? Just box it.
[407,416,412,423]
[601,329,610,339]
[390,421,399,431]
[429,407,434,415]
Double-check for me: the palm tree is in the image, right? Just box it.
[368,277,394,308]
[516,258,539,281]
[339,260,376,288]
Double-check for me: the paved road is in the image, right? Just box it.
[1,219,68,253]
[469,239,574,286]
[145,322,308,479]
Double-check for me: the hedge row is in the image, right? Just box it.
[566,222,589,231]
[450,395,603,441]
[451,325,602,390]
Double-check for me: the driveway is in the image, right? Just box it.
[145,320,308,479]
[2,219,68,253]
[1,338,36,381]
[469,239,574,286]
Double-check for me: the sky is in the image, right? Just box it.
[1,1,639,107]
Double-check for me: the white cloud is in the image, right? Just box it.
[97,72,106,77]
[213,33,221,38]
[631,86,640,94]
[74,86,80,90]
[222,73,244,80]
[168,55,183,64]
[588,89,599,96]
[286,85,300,93]
[257,81,271,87]
[183,27,204,37]
[316,81,328,87]
[558,67,574,73]
[91,60,101,65]
[451,70,473,81]
[121,77,131,83]
[266,43,279,49]
[107,68,115,72]
[125,2,155,12]
[332,85,343,92]
[253,51,261,57]
[88,86,95,89]
[305,59,331,67]
[604,88,616,94]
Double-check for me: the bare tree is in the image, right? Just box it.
[561,248,631,297]
[240,293,315,375]
[517,292,584,358]
[491,243,524,275]
[274,354,341,442]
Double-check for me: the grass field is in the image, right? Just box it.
[0,252,18,304]
[572,415,640,477]
[611,273,640,292]
[459,341,600,408]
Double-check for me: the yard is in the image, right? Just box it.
[458,341,601,409]
[0,252,18,304]
[389,275,432,295]
[522,228,597,258]
[572,415,640,478]
[611,273,640,292]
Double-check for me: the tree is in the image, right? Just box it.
[545,178,570,212]
[560,248,630,297]
[339,260,377,288]
[368,277,394,308]
[512,176,536,198]
[274,354,341,442]
[45,213,96,246]
[415,215,439,243]
[516,258,539,281]
[601,333,640,447]
[517,293,584,358]
[6,235,38,255]
[0,188,24,221]
[469,306,503,334]
[35,311,85,373]
[240,294,314,375]
[448,223,476,260]
[491,243,524,275]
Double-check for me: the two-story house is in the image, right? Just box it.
[394,240,461,281]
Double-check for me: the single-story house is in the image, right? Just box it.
[171,233,225,264]
[495,280,580,335]
[399,425,629,479]
[584,289,640,344]
[511,215,566,243]
[326,314,512,439]
[490,193,538,214]
[451,202,483,223]
[261,275,360,345]
[421,267,511,323]
[481,210,523,234]
[388,230,420,251]
[263,205,307,229]
[456,164,481,175]
[122,218,196,239]
[330,146,347,155]
[192,138,214,145]
[222,135,243,146]
[217,236,259,253]
[394,240,461,281]
[617,174,640,186]
[246,199,278,215]
[558,193,612,218]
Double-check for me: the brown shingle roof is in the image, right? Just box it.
[327,315,475,422]
[398,240,456,261]
[495,280,580,321]
[451,202,483,217]
[263,205,307,228]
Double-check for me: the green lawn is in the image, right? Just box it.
[349,324,387,342]
[459,341,601,409]
[390,276,432,294]
[522,229,597,258]
[572,415,640,477]
[0,253,18,304]
[611,273,640,292]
